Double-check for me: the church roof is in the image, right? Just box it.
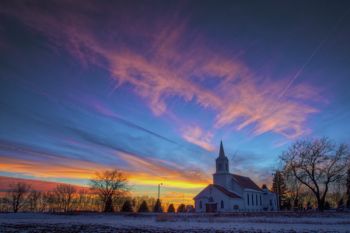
[232,174,262,191]
[212,184,241,198]
[193,184,241,200]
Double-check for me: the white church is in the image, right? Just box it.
[194,142,278,212]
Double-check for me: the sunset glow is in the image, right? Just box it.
[1,0,350,206]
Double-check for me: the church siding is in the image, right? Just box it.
[194,142,278,213]
[243,190,263,211]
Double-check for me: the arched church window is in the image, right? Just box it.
[256,194,258,205]
[252,194,254,206]
[247,194,249,206]
[199,201,202,209]
[209,197,214,202]
[221,200,224,209]
[225,164,228,171]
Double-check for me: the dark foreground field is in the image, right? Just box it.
[1,212,350,233]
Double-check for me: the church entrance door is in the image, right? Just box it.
[205,203,217,213]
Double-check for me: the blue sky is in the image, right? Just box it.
[0,0,350,204]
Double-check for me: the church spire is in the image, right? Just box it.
[215,141,229,173]
[219,140,226,158]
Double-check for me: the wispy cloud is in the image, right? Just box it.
[0,1,323,141]
[0,139,210,189]
[86,99,179,145]
[182,126,215,151]
[117,151,210,188]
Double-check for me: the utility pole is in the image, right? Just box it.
[158,183,163,200]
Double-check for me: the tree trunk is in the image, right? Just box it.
[317,198,324,212]
[13,198,19,213]
[104,196,114,212]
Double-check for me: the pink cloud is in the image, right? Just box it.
[182,126,215,151]
[1,1,324,140]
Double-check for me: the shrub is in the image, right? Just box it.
[167,204,175,213]
[137,200,149,213]
[177,203,186,213]
[153,199,162,213]
[121,200,133,212]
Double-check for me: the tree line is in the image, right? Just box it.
[272,137,350,211]
[2,137,349,213]
[0,170,193,213]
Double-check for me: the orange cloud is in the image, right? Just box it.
[0,156,103,179]
[0,152,210,190]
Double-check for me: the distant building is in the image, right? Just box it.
[194,141,278,212]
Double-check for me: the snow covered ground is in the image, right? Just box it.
[0,212,349,232]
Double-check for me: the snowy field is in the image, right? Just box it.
[0,212,350,233]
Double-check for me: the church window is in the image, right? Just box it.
[260,195,262,206]
[252,194,254,206]
[199,201,202,209]
[221,200,224,209]
[218,164,222,171]
[247,194,249,206]
[256,194,258,205]
[225,164,228,171]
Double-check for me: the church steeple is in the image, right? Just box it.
[215,141,229,173]
[219,140,225,158]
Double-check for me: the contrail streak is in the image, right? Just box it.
[278,8,349,99]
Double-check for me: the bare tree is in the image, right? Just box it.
[8,182,31,213]
[90,169,129,212]
[283,169,303,210]
[43,191,57,212]
[76,190,97,212]
[53,184,77,212]
[28,190,42,212]
[280,138,350,211]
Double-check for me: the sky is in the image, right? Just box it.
[0,0,350,205]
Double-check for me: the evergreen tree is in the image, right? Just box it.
[121,200,133,212]
[346,168,350,209]
[272,170,287,209]
[153,198,162,213]
[177,203,186,213]
[167,204,175,213]
[137,200,149,213]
